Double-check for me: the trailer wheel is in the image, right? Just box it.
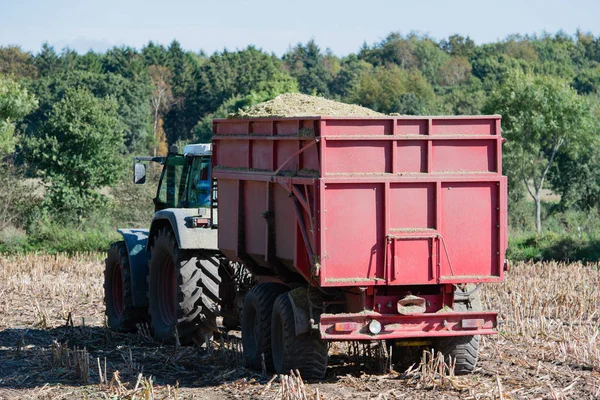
[271,293,328,379]
[148,228,220,344]
[104,241,145,331]
[433,289,482,375]
[242,282,289,370]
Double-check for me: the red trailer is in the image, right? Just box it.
[212,116,507,377]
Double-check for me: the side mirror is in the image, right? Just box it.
[134,163,146,184]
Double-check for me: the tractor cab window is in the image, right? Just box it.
[187,156,211,208]
[155,154,187,210]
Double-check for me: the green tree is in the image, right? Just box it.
[188,47,297,144]
[23,87,125,219]
[26,70,152,152]
[572,66,600,94]
[548,94,600,210]
[142,41,168,66]
[351,65,436,114]
[163,40,200,142]
[484,72,596,232]
[60,48,80,72]
[359,33,449,85]
[35,43,61,77]
[0,75,38,156]
[439,76,486,115]
[329,54,372,100]
[441,35,476,58]
[78,51,104,74]
[0,46,38,79]
[283,40,332,95]
[438,57,472,86]
[103,46,145,78]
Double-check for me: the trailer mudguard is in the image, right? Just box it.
[117,228,150,308]
[147,208,218,251]
[287,287,324,336]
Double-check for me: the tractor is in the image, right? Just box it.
[104,144,243,344]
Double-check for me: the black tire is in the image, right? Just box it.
[241,282,289,370]
[147,228,221,344]
[195,252,223,333]
[271,293,328,379]
[104,241,145,332]
[219,261,248,331]
[433,288,482,375]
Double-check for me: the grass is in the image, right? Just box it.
[508,232,600,262]
[1,253,599,398]
[0,225,120,254]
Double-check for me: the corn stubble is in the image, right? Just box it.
[0,254,599,399]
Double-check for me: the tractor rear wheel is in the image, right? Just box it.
[271,293,328,379]
[147,228,221,344]
[104,241,145,331]
[241,282,289,370]
[433,287,482,375]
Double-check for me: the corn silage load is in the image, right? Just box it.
[229,93,384,118]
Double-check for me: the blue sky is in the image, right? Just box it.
[1,0,599,55]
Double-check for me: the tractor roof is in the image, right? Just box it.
[183,143,212,156]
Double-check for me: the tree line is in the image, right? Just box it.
[1,31,600,248]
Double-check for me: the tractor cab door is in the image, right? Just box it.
[186,155,211,209]
[154,153,212,213]
[154,153,188,212]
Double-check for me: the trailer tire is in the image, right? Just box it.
[242,282,289,370]
[433,290,482,375]
[104,241,146,332]
[271,293,328,379]
[148,228,220,344]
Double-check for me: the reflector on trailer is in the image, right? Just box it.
[461,318,485,329]
[334,322,359,332]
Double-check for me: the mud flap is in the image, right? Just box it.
[287,288,312,336]
[117,229,150,308]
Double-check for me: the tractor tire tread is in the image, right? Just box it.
[148,228,222,344]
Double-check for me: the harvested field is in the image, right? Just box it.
[0,253,599,399]
[229,93,385,118]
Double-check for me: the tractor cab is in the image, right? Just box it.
[133,144,213,213]
[154,144,212,213]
